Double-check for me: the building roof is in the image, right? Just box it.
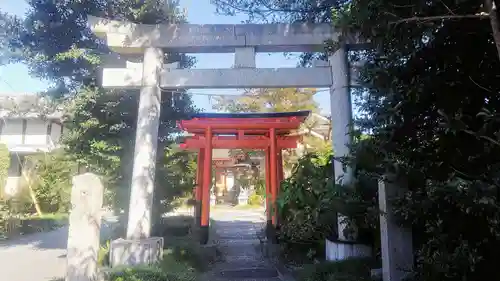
[0,94,63,120]
[189,111,310,119]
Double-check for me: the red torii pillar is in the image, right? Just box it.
[265,128,285,242]
[200,127,213,244]
[194,148,204,228]
[265,148,272,235]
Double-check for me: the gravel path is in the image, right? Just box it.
[0,226,68,281]
[0,215,119,281]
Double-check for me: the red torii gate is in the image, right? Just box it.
[178,111,310,244]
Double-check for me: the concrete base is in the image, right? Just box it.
[371,268,383,280]
[200,225,209,245]
[325,239,372,261]
[109,237,164,267]
[237,195,249,205]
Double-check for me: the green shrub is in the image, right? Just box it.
[296,258,377,281]
[98,240,111,266]
[107,266,170,281]
[19,214,68,234]
[248,192,263,205]
[277,150,379,261]
[27,150,77,213]
[0,143,9,198]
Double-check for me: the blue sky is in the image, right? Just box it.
[0,0,331,114]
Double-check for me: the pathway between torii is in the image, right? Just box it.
[202,205,284,281]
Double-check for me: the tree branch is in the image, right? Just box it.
[391,13,490,25]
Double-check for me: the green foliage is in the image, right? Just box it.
[212,0,500,279]
[277,152,336,248]
[296,258,378,281]
[248,193,264,206]
[212,88,319,113]
[151,148,197,231]
[9,0,193,93]
[26,150,77,213]
[277,149,378,261]
[108,266,177,281]
[98,240,111,267]
[107,226,216,281]
[0,143,9,196]
[3,0,199,217]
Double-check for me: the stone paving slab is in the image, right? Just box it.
[203,206,283,281]
[218,268,279,279]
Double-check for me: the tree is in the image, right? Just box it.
[213,0,500,280]
[3,0,199,218]
[212,0,500,61]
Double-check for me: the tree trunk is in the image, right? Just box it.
[19,156,43,216]
[486,0,500,59]
[26,179,43,216]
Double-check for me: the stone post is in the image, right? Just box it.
[65,173,104,281]
[326,45,371,260]
[237,187,249,205]
[126,47,164,240]
[379,175,413,281]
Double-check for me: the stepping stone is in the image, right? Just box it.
[218,268,279,279]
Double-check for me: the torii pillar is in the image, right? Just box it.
[326,44,372,260]
[126,47,164,240]
[87,42,166,266]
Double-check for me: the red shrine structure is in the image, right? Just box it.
[178,111,310,244]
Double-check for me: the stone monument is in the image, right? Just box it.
[65,173,104,281]
[378,175,414,281]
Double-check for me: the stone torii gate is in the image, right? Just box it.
[86,16,412,273]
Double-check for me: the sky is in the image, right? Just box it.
[0,0,331,114]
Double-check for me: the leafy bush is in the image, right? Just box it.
[277,149,379,261]
[277,152,335,243]
[0,143,9,198]
[296,258,378,281]
[19,213,68,234]
[107,266,174,281]
[98,240,111,266]
[248,192,264,205]
[391,176,500,281]
[151,148,197,228]
[26,150,77,213]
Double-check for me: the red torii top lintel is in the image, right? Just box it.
[178,111,310,150]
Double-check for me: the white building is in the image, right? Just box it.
[0,95,63,196]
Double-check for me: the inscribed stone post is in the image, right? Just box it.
[66,173,104,281]
[379,175,414,281]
